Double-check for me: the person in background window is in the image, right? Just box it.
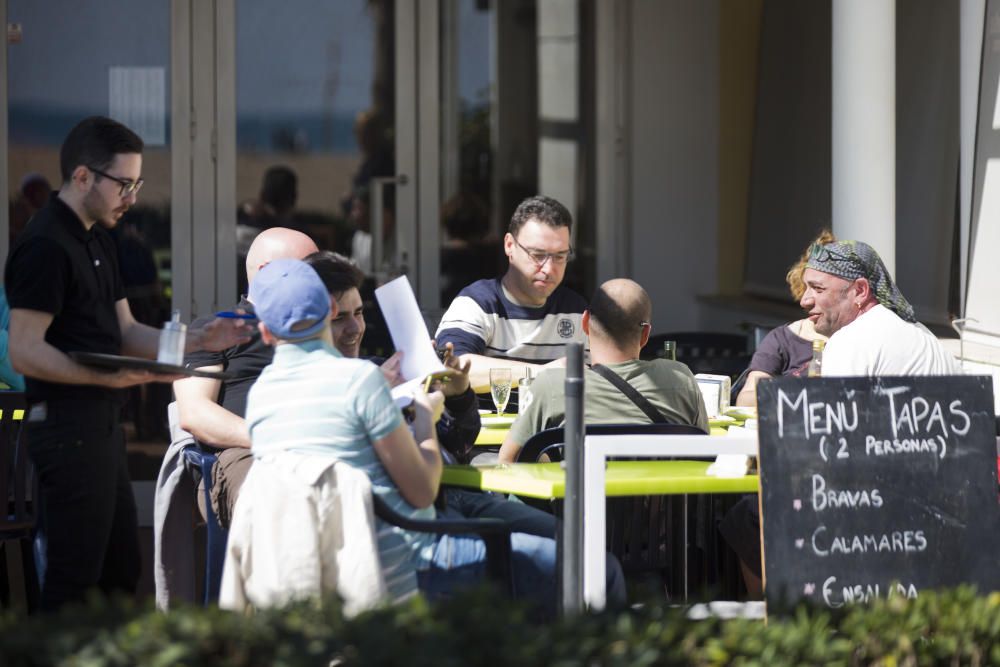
[9,172,52,245]
[342,108,394,277]
[348,109,394,195]
[440,191,498,306]
[237,166,303,296]
[347,183,396,277]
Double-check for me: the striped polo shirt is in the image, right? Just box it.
[246,339,436,601]
[435,278,587,362]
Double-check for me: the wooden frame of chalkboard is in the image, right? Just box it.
[757,375,999,614]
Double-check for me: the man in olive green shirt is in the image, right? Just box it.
[499,278,708,463]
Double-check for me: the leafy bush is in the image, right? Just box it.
[3,587,1000,666]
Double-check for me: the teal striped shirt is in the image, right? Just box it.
[246,338,436,601]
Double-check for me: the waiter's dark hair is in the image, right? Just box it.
[60,116,143,183]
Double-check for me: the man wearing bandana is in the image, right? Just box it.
[800,239,962,376]
[719,239,963,599]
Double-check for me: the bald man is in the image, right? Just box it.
[499,279,708,463]
[173,227,318,525]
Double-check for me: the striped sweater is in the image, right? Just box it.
[435,278,587,363]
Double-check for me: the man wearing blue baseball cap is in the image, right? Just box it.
[244,259,622,611]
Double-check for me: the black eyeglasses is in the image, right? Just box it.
[89,166,144,197]
[512,236,574,266]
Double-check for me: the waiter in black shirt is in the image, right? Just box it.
[4,116,250,611]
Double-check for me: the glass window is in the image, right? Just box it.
[7,0,173,441]
[235,0,385,297]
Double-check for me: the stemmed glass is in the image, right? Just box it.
[489,368,512,417]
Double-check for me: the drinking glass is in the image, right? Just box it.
[489,368,512,416]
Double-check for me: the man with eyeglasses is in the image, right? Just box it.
[799,239,961,376]
[499,279,708,463]
[4,116,251,611]
[435,195,587,392]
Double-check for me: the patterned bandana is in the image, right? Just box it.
[805,240,916,323]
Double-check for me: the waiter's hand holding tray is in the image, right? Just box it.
[69,352,232,380]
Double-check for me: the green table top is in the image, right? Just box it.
[442,460,759,500]
[475,421,736,445]
[474,412,516,446]
[475,428,507,446]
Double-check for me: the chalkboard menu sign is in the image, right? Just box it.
[758,376,1000,611]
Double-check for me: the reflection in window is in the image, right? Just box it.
[235,1,393,299]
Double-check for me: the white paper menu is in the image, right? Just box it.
[374,276,446,405]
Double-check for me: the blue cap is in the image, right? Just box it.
[248,258,330,341]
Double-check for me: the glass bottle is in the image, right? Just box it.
[807,339,825,377]
[662,340,677,361]
[518,367,534,414]
[157,310,187,366]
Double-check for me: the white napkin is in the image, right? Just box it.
[706,454,751,478]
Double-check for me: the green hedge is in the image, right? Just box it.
[4,587,1000,666]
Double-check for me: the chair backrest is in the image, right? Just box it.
[641,332,752,379]
[0,392,30,528]
[516,422,708,463]
[165,401,228,606]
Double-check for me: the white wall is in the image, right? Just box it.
[628,0,719,332]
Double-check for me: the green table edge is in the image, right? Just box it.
[442,461,760,500]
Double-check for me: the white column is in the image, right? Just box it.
[214,0,237,312]
[832,0,895,274]
[537,0,580,228]
[960,0,985,314]
[595,0,629,282]
[394,1,417,288]
[416,1,441,310]
[170,0,193,320]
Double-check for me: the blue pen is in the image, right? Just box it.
[215,311,258,320]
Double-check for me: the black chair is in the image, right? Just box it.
[371,494,513,595]
[729,367,753,406]
[641,332,752,379]
[516,422,740,599]
[0,393,37,611]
